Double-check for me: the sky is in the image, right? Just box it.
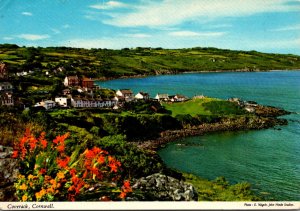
[0,0,300,55]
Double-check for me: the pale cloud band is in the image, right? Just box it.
[101,0,299,27]
[21,12,32,16]
[169,31,226,37]
[17,34,50,41]
[90,1,129,10]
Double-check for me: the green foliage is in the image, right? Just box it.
[123,101,170,114]
[202,101,247,115]
[182,173,261,201]
[95,135,164,178]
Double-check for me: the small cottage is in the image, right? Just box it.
[155,93,169,101]
[135,92,150,100]
[116,89,134,102]
[64,76,79,87]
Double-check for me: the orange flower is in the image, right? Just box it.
[35,189,46,200]
[22,194,28,201]
[123,180,131,190]
[108,158,121,173]
[57,171,65,180]
[97,155,105,164]
[40,139,47,149]
[19,183,28,190]
[56,156,70,168]
[56,144,65,153]
[29,137,38,151]
[119,191,126,199]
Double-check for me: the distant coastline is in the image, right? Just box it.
[95,69,300,82]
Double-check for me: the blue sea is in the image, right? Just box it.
[97,71,300,200]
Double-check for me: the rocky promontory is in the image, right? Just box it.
[132,104,291,151]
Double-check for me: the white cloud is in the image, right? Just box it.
[3,37,14,40]
[169,31,225,37]
[90,1,128,10]
[271,24,300,31]
[62,24,70,29]
[17,34,50,41]
[125,33,152,38]
[104,0,299,27]
[21,12,32,16]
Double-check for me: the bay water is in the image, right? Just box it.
[97,71,300,200]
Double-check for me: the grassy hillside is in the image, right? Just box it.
[163,98,246,117]
[1,44,300,79]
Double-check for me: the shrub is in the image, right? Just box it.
[12,129,132,201]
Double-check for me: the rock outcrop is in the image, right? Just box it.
[129,173,198,201]
[0,145,18,201]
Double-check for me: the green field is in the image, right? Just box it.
[163,98,247,117]
[1,44,300,79]
[162,98,216,116]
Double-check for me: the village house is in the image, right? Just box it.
[170,94,188,102]
[0,62,8,79]
[34,100,56,110]
[155,93,169,102]
[116,89,134,102]
[81,77,94,89]
[0,82,13,91]
[71,97,117,108]
[62,88,71,96]
[64,76,79,87]
[135,92,150,101]
[0,92,14,106]
[55,97,70,107]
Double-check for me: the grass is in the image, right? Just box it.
[163,98,247,117]
[182,173,260,201]
[162,98,217,117]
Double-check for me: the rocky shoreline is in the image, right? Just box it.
[130,106,291,151]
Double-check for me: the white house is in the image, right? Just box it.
[135,92,150,100]
[35,100,56,110]
[116,89,134,102]
[55,97,69,107]
[155,93,169,101]
[170,94,187,102]
[71,97,117,108]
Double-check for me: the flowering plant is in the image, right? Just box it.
[12,128,132,201]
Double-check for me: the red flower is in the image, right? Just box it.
[56,144,65,153]
[29,137,38,151]
[12,150,18,158]
[39,168,46,175]
[119,191,126,199]
[123,180,131,189]
[69,168,77,177]
[56,156,70,168]
[108,158,121,173]
[97,155,105,164]
[40,139,47,149]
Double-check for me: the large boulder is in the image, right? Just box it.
[0,145,18,201]
[129,173,198,201]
